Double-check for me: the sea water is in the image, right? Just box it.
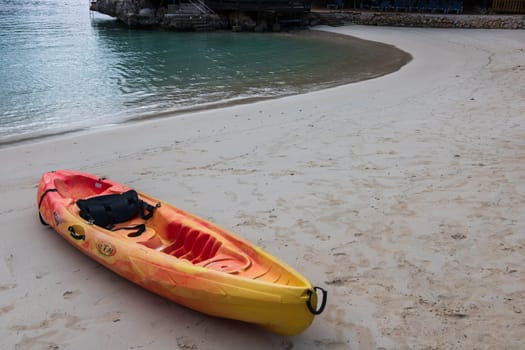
[0,0,409,144]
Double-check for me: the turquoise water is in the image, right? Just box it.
[0,0,408,144]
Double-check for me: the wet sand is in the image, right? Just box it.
[0,26,524,349]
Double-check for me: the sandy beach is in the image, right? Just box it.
[1,26,524,349]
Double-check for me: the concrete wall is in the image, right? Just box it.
[312,11,525,29]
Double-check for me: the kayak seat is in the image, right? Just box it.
[74,190,157,240]
[163,221,222,264]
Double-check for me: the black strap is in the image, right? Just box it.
[38,188,58,226]
[39,211,49,226]
[110,223,146,237]
[38,188,57,209]
[140,201,154,220]
[117,201,159,237]
[108,200,158,237]
[105,199,158,237]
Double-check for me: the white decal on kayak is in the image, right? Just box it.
[97,241,116,257]
[53,212,61,225]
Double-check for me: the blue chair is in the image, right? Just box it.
[371,0,393,10]
[393,0,410,10]
[379,0,394,10]
[327,0,345,9]
[446,0,463,13]
[426,0,441,11]
[414,0,427,12]
[408,0,420,11]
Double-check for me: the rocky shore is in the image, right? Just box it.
[312,10,525,29]
[90,0,306,31]
[91,0,226,30]
[90,0,525,30]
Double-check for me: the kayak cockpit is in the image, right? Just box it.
[138,216,253,274]
[54,175,115,200]
[43,171,300,284]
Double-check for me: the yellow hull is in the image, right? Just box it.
[37,170,326,335]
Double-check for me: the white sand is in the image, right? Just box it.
[1,26,524,349]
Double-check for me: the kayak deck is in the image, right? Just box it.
[54,173,299,285]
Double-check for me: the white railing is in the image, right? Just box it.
[188,0,217,15]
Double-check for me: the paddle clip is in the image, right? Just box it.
[306,286,328,315]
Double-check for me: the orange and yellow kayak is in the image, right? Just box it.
[37,170,326,335]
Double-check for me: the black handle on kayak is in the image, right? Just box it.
[39,211,49,226]
[68,226,85,240]
[306,286,328,315]
[38,188,58,226]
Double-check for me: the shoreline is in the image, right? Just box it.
[1,26,524,349]
[0,29,411,149]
